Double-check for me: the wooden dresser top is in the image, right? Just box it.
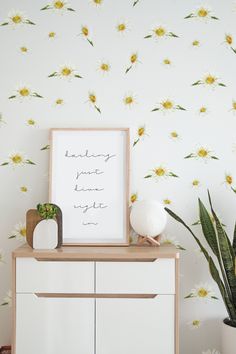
[13,244,179,260]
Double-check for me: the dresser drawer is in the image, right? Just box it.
[16,258,94,293]
[96,259,175,294]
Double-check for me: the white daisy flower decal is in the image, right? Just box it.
[133,126,147,146]
[130,192,138,204]
[188,319,202,329]
[161,235,185,250]
[169,131,180,141]
[116,21,129,34]
[230,100,236,113]
[48,65,82,79]
[125,52,139,74]
[191,179,201,188]
[145,165,179,180]
[88,92,101,113]
[0,249,5,265]
[1,10,35,26]
[26,119,37,127]
[55,98,64,106]
[152,99,186,113]
[223,173,234,189]
[9,85,43,100]
[9,222,26,240]
[91,0,103,6]
[20,46,28,54]
[48,31,56,39]
[184,146,219,161]
[123,93,137,108]
[198,106,208,115]
[41,1,75,12]
[202,350,220,354]
[185,283,218,300]
[184,6,219,21]
[163,198,172,205]
[98,61,111,74]
[162,58,172,67]
[19,185,30,194]
[1,152,35,166]
[80,25,94,46]
[192,39,201,47]
[145,25,179,40]
[1,290,12,307]
[192,74,226,87]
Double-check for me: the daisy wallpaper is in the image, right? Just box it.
[0,0,236,353]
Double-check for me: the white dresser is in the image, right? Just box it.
[12,245,179,354]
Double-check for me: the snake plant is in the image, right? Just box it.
[165,191,236,327]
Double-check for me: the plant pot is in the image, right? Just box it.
[221,318,236,354]
[26,206,62,249]
[33,219,58,249]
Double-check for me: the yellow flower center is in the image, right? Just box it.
[162,100,173,110]
[197,8,208,17]
[171,131,178,138]
[205,75,216,85]
[125,96,133,105]
[94,0,102,3]
[197,149,208,158]
[20,227,26,237]
[48,32,56,38]
[192,320,200,327]
[89,94,96,103]
[27,119,35,125]
[232,101,236,110]
[130,54,137,64]
[82,27,89,36]
[11,154,23,164]
[19,88,30,97]
[130,194,137,203]
[11,15,22,24]
[200,107,207,113]
[20,186,28,192]
[192,40,200,46]
[197,288,208,297]
[20,47,28,53]
[155,167,166,176]
[61,67,72,76]
[226,175,233,185]
[56,98,63,105]
[154,27,166,37]
[163,58,171,65]
[225,35,233,45]
[117,23,126,32]
[138,127,145,136]
[192,179,199,186]
[163,199,171,205]
[100,63,109,71]
[54,1,64,9]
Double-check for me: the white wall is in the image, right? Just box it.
[0,0,235,353]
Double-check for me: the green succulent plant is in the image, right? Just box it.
[165,191,236,327]
[37,203,58,220]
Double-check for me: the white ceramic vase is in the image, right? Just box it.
[33,219,58,249]
[221,319,236,354]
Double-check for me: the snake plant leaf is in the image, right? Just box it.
[165,207,210,261]
[208,191,236,306]
[198,198,219,258]
[209,257,236,320]
[233,222,236,255]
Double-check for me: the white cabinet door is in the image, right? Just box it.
[16,294,94,354]
[96,295,175,354]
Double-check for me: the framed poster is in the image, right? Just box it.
[49,128,130,246]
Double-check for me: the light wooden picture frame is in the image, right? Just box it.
[49,128,130,246]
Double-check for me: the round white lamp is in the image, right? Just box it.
[130,200,167,246]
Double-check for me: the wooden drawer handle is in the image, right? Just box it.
[34,258,158,262]
[35,293,158,299]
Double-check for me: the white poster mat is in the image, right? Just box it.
[50,129,129,245]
